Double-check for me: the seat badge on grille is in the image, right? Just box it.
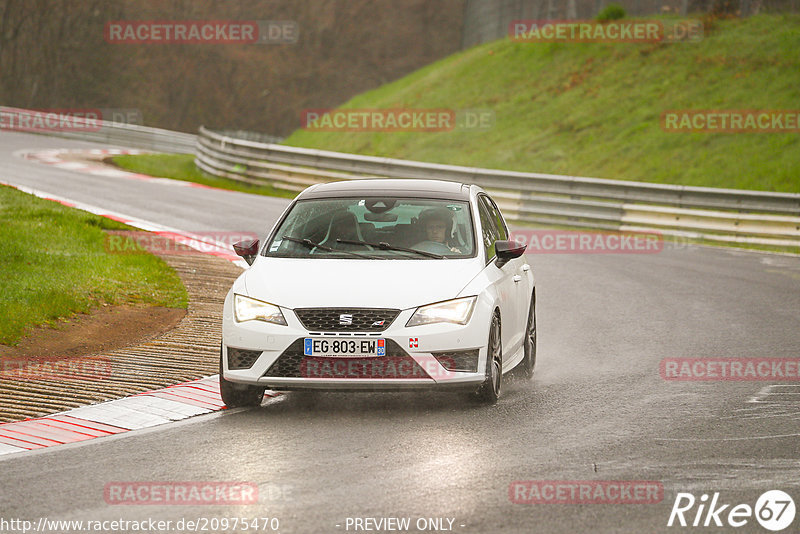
[371,320,385,327]
[339,314,353,326]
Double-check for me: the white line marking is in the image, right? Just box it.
[656,433,800,441]
[51,161,88,170]
[0,443,28,456]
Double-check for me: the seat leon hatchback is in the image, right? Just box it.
[221,179,536,406]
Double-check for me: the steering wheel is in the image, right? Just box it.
[412,241,453,255]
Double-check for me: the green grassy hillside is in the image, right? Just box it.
[285,15,800,193]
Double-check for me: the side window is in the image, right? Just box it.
[483,195,508,241]
[477,197,500,262]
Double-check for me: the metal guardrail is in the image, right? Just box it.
[0,106,196,153]
[214,129,284,145]
[5,106,794,249]
[196,126,800,249]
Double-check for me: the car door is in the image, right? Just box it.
[477,194,525,361]
[486,194,533,345]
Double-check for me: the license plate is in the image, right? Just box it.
[304,338,385,358]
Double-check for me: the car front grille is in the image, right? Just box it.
[293,308,400,332]
[263,339,429,379]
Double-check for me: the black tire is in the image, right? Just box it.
[474,313,502,404]
[219,346,265,408]
[517,291,537,379]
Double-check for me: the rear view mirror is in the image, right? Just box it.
[495,239,526,268]
[233,239,259,265]
[364,212,398,222]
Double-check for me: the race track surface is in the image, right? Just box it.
[1,131,799,534]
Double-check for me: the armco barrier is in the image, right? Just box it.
[195,126,800,249]
[0,106,196,153]
[3,104,796,249]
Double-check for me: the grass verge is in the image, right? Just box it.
[111,153,297,199]
[0,184,188,345]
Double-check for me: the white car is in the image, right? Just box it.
[221,179,536,406]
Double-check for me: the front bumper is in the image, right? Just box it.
[221,293,490,391]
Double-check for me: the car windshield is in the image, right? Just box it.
[265,197,475,259]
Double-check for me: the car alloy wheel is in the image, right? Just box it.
[474,313,502,404]
[518,291,536,379]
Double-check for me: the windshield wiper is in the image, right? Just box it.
[335,238,443,259]
[281,236,379,259]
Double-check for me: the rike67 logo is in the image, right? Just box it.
[668,490,796,531]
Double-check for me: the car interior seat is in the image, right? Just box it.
[319,211,366,251]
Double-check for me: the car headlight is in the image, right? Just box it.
[406,296,477,327]
[234,294,287,325]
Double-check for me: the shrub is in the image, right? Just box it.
[596,3,626,21]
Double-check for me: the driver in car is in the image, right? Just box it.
[415,207,462,253]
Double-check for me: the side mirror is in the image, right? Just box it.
[233,239,259,266]
[494,239,526,268]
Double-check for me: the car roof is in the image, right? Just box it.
[297,179,473,201]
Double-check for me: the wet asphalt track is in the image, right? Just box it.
[1,131,799,533]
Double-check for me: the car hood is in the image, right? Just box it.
[243,257,480,309]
